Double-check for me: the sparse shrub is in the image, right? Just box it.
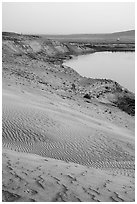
[71,83,76,90]
[83,93,91,99]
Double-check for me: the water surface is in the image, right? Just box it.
[64,52,135,92]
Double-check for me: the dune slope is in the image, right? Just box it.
[2,32,135,202]
[3,88,135,171]
[3,149,135,202]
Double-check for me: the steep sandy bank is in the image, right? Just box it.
[3,32,135,116]
[3,87,134,170]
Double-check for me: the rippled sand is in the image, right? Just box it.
[2,149,135,202]
[2,86,135,201]
[2,31,135,202]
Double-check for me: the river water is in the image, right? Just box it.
[64,52,135,92]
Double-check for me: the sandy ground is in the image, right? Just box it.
[2,149,135,202]
[2,83,135,202]
[2,44,135,202]
[2,32,135,202]
[3,86,134,168]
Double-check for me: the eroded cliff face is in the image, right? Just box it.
[78,78,135,116]
[2,32,135,116]
[2,32,95,64]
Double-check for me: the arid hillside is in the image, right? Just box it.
[41,29,135,43]
[2,32,135,116]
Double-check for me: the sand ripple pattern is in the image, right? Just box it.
[3,95,135,175]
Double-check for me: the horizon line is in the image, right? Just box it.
[2,29,135,36]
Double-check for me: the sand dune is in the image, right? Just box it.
[2,85,135,201]
[2,149,135,202]
[2,31,135,201]
[3,87,134,173]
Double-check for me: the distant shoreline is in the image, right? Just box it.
[61,49,135,66]
[63,51,135,94]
